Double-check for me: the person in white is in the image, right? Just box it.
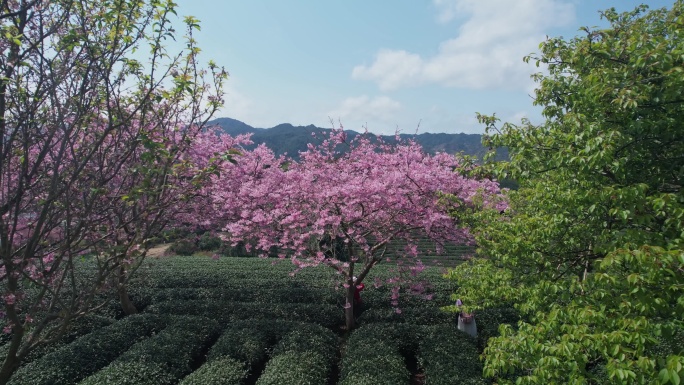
[456,299,477,338]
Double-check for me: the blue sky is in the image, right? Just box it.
[173,0,673,135]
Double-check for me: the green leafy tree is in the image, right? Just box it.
[447,3,684,384]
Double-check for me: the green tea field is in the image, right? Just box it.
[6,256,518,385]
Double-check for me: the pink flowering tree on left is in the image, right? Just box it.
[211,130,506,330]
[0,1,229,382]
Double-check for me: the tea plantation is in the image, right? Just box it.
[6,256,518,384]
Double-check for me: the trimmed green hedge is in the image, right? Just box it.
[358,307,453,325]
[256,324,338,385]
[339,323,414,385]
[256,351,330,385]
[417,324,488,385]
[79,315,221,384]
[0,314,114,368]
[8,314,168,385]
[145,285,338,305]
[178,356,248,385]
[207,320,294,370]
[78,362,176,385]
[145,300,341,328]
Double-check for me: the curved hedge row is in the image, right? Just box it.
[142,285,339,305]
[0,314,114,369]
[417,324,488,384]
[358,307,454,325]
[256,324,338,385]
[78,315,221,385]
[145,300,342,328]
[78,362,176,385]
[207,320,294,370]
[8,314,168,385]
[178,356,247,385]
[339,323,416,385]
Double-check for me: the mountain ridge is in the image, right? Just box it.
[208,117,507,161]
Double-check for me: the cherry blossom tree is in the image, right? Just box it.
[0,0,227,382]
[212,130,505,329]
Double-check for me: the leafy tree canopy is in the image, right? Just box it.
[448,2,684,384]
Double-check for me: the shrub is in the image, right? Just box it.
[339,340,409,385]
[169,238,198,256]
[145,300,341,329]
[339,324,412,385]
[473,306,519,352]
[208,320,294,369]
[358,307,453,325]
[256,324,338,385]
[20,315,115,366]
[78,315,220,384]
[270,323,337,360]
[120,315,220,378]
[8,314,168,385]
[198,233,223,251]
[178,356,247,385]
[256,351,330,385]
[78,362,176,385]
[417,324,488,385]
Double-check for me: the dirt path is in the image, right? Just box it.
[147,244,171,258]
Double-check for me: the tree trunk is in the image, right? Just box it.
[117,266,138,315]
[0,346,20,385]
[118,286,138,315]
[345,283,355,330]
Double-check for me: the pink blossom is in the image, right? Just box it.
[199,129,504,322]
[2,294,16,305]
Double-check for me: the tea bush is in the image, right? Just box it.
[79,315,220,383]
[8,314,168,385]
[339,323,414,385]
[78,362,176,385]
[178,356,247,385]
[417,324,487,384]
[256,324,338,385]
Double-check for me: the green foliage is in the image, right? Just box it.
[417,324,488,385]
[358,307,453,325]
[448,2,684,383]
[1,315,115,368]
[178,356,247,385]
[256,352,329,385]
[77,362,176,385]
[145,299,341,328]
[109,315,221,380]
[256,325,338,385]
[207,320,294,369]
[169,238,199,256]
[472,307,520,352]
[339,323,415,385]
[8,314,168,385]
[198,233,223,251]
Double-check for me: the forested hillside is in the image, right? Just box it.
[209,117,508,161]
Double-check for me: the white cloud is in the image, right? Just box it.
[352,0,575,91]
[351,50,424,91]
[221,84,253,122]
[433,0,463,24]
[328,95,402,127]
